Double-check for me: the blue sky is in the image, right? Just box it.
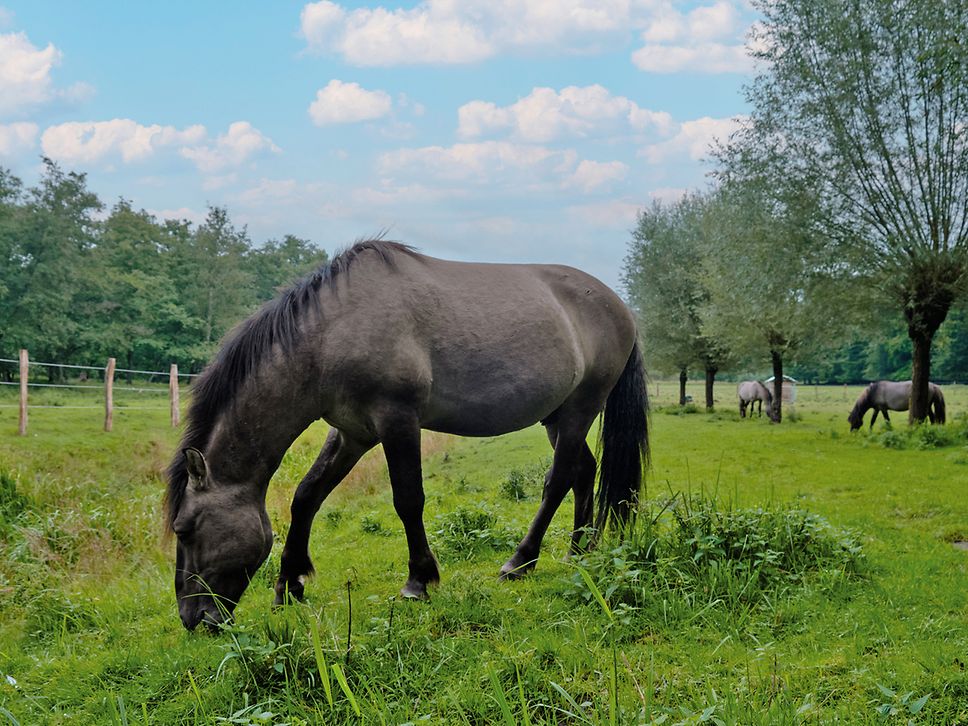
[0,1,758,287]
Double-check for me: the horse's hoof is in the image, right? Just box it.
[499,558,536,580]
[273,579,305,606]
[400,582,429,601]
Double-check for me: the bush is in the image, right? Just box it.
[869,416,968,450]
[498,459,549,501]
[567,494,864,620]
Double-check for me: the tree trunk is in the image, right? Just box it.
[905,297,950,423]
[909,331,933,423]
[704,365,717,410]
[679,368,688,406]
[770,349,783,423]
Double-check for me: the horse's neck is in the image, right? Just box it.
[206,356,323,491]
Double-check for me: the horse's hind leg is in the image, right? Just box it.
[500,411,595,580]
[379,411,440,600]
[275,429,373,605]
[739,400,746,418]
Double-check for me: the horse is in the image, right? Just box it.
[738,380,774,420]
[847,380,946,430]
[165,240,650,631]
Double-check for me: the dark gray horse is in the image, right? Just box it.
[738,380,774,420]
[165,240,650,630]
[847,380,946,430]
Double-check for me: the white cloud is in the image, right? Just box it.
[633,42,752,74]
[633,1,756,74]
[649,186,689,203]
[458,84,673,142]
[639,115,743,163]
[308,79,392,125]
[379,141,576,184]
[300,0,641,66]
[0,32,57,116]
[0,121,37,155]
[40,119,278,173]
[563,159,628,192]
[41,119,206,164]
[179,121,280,173]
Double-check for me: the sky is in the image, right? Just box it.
[0,0,759,288]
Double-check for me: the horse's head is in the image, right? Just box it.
[171,448,273,631]
[847,409,863,431]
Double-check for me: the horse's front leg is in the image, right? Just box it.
[379,412,439,600]
[869,409,879,429]
[275,429,373,605]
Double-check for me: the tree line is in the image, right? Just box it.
[623,0,967,423]
[0,159,329,380]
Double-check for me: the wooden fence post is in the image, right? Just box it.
[104,357,116,432]
[169,363,180,427]
[18,349,28,436]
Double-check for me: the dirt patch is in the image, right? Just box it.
[952,541,968,551]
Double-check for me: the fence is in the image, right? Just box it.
[1,349,198,435]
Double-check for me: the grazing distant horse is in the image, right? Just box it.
[847,380,946,430]
[738,380,774,420]
[165,240,650,631]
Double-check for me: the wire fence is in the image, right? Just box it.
[2,350,195,434]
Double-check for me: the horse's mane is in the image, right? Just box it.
[164,238,416,529]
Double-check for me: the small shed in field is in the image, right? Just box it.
[765,375,798,403]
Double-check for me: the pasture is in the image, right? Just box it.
[0,383,967,724]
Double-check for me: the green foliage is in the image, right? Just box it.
[568,495,864,621]
[0,164,328,373]
[867,417,968,451]
[432,504,519,561]
[498,459,548,501]
[0,471,28,535]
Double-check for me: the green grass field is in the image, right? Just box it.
[0,382,966,724]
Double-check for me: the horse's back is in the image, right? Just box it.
[320,250,636,436]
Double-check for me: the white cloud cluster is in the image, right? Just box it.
[179,121,280,173]
[639,115,743,163]
[41,119,205,164]
[40,119,279,173]
[0,121,37,155]
[0,31,90,117]
[632,1,754,74]
[308,79,392,125]
[380,141,577,184]
[300,0,639,66]
[458,84,673,142]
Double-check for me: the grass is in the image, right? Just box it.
[0,382,967,723]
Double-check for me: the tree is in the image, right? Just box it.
[2,159,101,376]
[699,179,855,422]
[735,0,968,422]
[245,234,329,301]
[624,194,732,409]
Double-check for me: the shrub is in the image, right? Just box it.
[567,494,864,618]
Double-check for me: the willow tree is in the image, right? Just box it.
[624,193,731,409]
[732,0,968,422]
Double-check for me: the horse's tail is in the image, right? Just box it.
[596,340,650,530]
[932,386,946,424]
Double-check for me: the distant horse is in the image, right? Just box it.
[847,380,946,430]
[165,240,650,631]
[738,380,774,420]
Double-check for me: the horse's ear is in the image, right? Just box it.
[184,448,209,491]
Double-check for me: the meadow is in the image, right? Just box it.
[0,382,966,724]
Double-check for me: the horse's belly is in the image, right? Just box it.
[421,363,580,437]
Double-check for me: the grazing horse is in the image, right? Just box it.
[165,240,650,631]
[847,380,946,430]
[738,380,774,420]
